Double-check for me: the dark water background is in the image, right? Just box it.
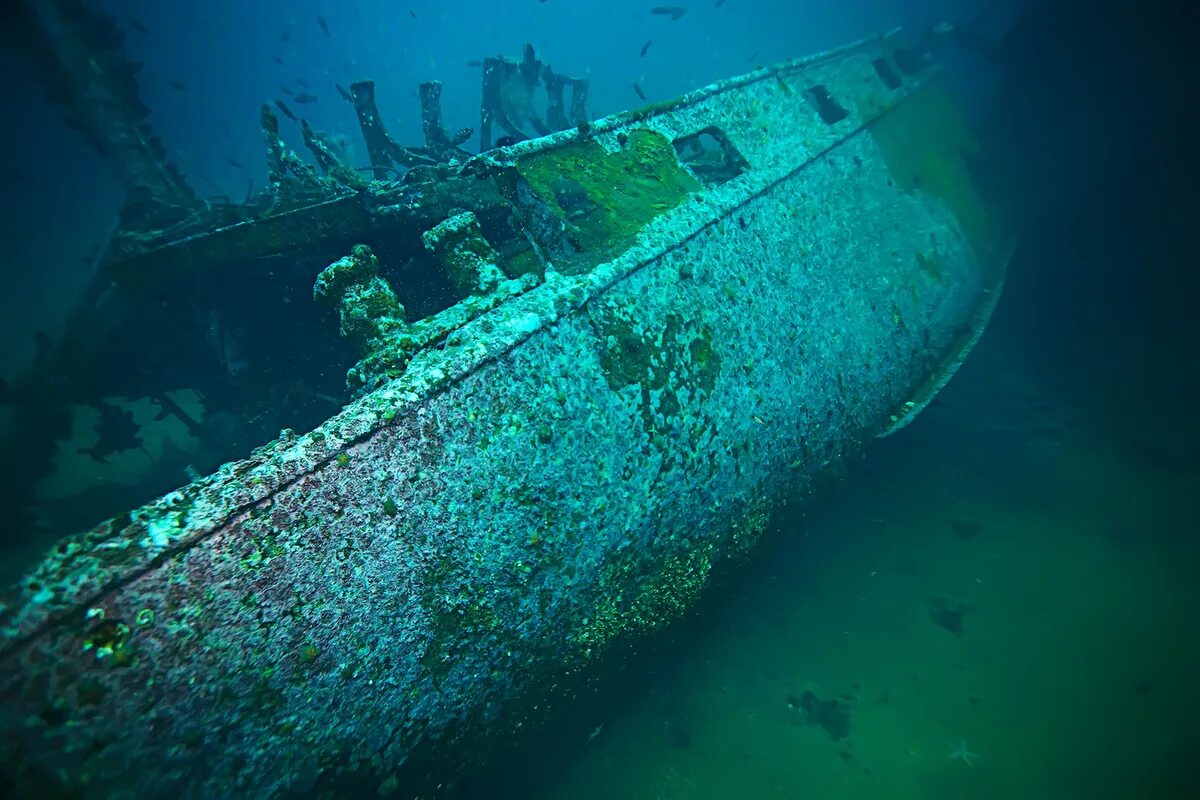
[1,0,1198,797]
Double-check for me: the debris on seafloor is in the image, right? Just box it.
[950,518,982,540]
[930,596,966,634]
[787,690,854,741]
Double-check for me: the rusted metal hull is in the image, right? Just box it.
[0,33,1005,798]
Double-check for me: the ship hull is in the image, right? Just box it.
[1,33,1004,798]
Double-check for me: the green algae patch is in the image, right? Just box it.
[862,86,1002,271]
[570,503,771,662]
[516,129,701,272]
[596,312,721,434]
[571,537,718,660]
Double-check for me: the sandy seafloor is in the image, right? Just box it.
[461,324,1199,800]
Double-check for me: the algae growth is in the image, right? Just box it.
[517,128,701,271]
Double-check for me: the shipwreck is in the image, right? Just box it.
[0,2,1006,797]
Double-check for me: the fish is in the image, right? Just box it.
[409,10,417,19]
[336,83,353,102]
[207,310,249,378]
[640,40,652,57]
[127,16,149,34]
[650,6,688,20]
[227,158,244,168]
[466,59,484,68]
[280,85,294,95]
[273,56,284,64]
[292,92,318,104]
[169,81,188,91]
[632,82,647,101]
[748,51,760,62]
[295,77,311,88]
[317,16,330,36]
[281,31,292,43]
[715,0,727,7]
[274,99,298,121]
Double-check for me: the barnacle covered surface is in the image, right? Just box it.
[0,33,999,799]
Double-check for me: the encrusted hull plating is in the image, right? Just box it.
[1,32,1004,798]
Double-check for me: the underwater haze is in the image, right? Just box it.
[1,0,1199,798]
